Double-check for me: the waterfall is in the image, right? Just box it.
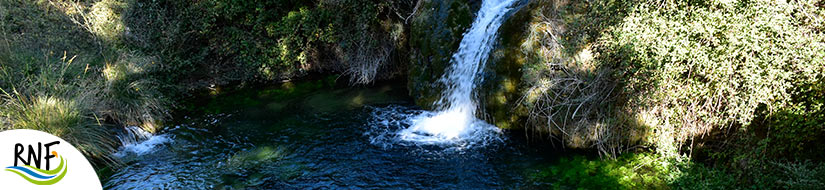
[397,0,523,144]
[114,126,171,157]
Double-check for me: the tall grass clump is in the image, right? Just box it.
[0,54,118,165]
[0,0,172,166]
[99,52,168,133]
[0,93,117,164]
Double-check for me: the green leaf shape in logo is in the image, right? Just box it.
[4,156,68,185]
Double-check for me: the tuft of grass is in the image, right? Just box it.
[0,52,120,166]
[0,91,118,166]
[0,0,174,168]
[99,52,169,133]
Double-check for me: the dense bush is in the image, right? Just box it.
[121,0,410,88]
[602,0,825,147]
[515,0,825,188]
[759,75,825,159]
[519,0,825,157]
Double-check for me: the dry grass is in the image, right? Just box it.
[519,0,631,157]
[343,31,392,85]
[50,0,126,45]
[99,52,168,132]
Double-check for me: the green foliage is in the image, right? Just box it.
[122,0,404,87]
[203,0,336,69]
[602,0,825,131]
[671,158,825,190]
[517,1,825,188]
[528,152,825,189]
[760,75,825,159]
[519,0,825,157]
[529,153,675,189]
[669,162,738,190]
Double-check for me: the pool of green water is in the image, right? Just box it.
[102,79,615,189]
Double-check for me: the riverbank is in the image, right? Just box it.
[1,0,824,189]
[103,79,825,189]
[0,0,414,168]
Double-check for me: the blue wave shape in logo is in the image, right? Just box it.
[5,166,58,179]
[4,155,67,185]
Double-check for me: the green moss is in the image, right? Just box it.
[526,151,825,189]
[527,153,674,189]
[479,2,533,129]
[407,0,476,109]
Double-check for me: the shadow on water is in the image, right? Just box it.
[101,0,649,188]
[104,79,582,189]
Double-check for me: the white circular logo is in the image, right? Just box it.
[0,129,102,189]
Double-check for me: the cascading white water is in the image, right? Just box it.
[114,126,171,157]
[396,0,522,144]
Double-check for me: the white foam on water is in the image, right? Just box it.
[366,105,502,150]
[114,126,172,157]
[372,0,521,146]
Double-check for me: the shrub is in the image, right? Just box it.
[760,74,825,159]
[121,0,407,88]
[603,0,825,138]
[519,0,644,156]
[520,0,825,157]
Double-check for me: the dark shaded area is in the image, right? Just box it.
[121,0,414,94]
[407,0,480,108]
[103,80,577,189]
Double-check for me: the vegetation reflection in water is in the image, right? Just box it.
[97,78,825,189]
[103,80,555,189]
